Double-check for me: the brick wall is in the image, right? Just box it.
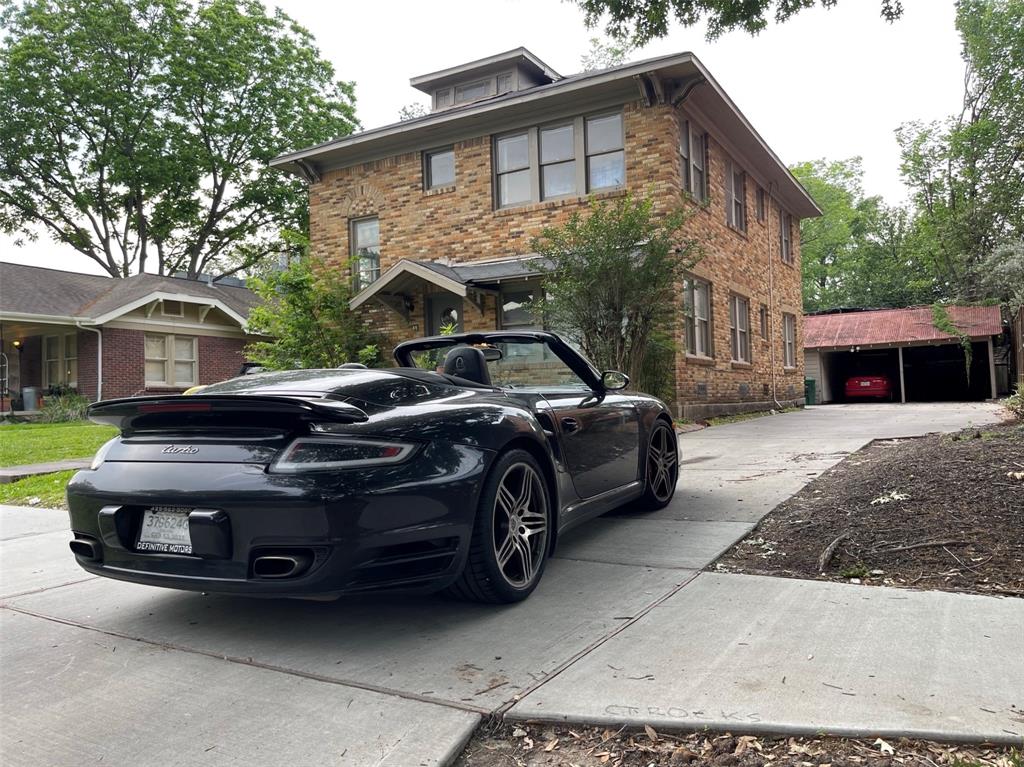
[78,329,98,399]
[307,98,804,416]
[197,335,247,385]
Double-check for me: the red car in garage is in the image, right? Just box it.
[845,375,893,400]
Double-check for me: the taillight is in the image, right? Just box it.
[269,437,417,473]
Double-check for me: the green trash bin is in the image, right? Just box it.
[804,378,817,405]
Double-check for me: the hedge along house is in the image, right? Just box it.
[271,48,821,418]
[0,262,259,410]
[803,305,1006,404]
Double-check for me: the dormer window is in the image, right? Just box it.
[455,79,490,104]
[435,89,452,109]
[496,71,513,94]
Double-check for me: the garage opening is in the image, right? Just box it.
[902,342,991,401]
[824,348,900,403]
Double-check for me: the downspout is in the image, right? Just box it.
[766,183,784,410]
[76,322,102,401]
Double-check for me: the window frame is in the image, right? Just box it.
[729,294,751,363]
[679,119,707,201]
[780,209,794,264]
[493,110,625,210]
[144,333,197,388]
[759,303,769,340]
[683,277,712,358]
[755,186,766,222]
[42,333,78,389]
[424,146,456,190]
[499,280,544,330]
[350,216,381,291]
[725,161,747,232]
[783,313,797,368]
[454,78,490,104]
[160,299,184,318]
[434,88,452,110]
[539,121,578,201]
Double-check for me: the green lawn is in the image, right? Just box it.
[0,469,76,508]
[0,421,117,467]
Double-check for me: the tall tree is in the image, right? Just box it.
[0,0,358,279]
[572,0,903,43]
[897,0,1024,301]
[579,35,635,71]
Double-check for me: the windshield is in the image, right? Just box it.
[406,338,590,390]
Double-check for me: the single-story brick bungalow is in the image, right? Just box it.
[0,262,258,410]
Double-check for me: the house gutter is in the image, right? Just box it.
[75,322,102,401]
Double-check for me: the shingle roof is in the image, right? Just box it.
[0,262,259,323]
[804,306,1004,349]
[413,257,549,284]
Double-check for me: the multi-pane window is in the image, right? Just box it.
[780,210,794,263]
[351,217,381,290]
[145,333,196,387]
[43,333,78,388]
[783,313,797,368]
[455,79,489,103]
[756,187,766,222]
[679,120,706,200]
[496,132,532,207]
[425,147,455,189]
[494,111,625,208]
[730,295,751,363]
[540,124,575,200]
[759,304,769,339]
[585,112,624,190]
[496,72,513,93]
[435,89,452,109]
[725,161,746,231]
[683,278,711,357]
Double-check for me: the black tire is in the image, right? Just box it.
[634,419,679,511]
[446,449,551,604]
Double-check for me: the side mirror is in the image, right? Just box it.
[601,370,629,391]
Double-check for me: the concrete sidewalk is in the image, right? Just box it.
[0,458,90,484]
[2,402,1016,766]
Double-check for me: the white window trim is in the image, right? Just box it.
[725,161,747,232]
[145,333,198,388]
[350,216,381,290]
[684,278,712,358]
[730,294,751,363]
[42,333,78,388]
[783,313,797,368]
[160,299,184,318]
[679,119,706,200]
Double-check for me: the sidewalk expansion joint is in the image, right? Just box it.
[2,604,493,716]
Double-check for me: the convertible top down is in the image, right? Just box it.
[67,332,679,602]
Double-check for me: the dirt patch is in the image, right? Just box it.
[454,722,1021,767]
[714,421,1024,598]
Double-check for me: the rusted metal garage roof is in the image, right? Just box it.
[804,305,1004,350]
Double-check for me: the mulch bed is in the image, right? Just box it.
[714,420,1024,598]
[454,722,1021,766]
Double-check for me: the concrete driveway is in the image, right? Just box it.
[2,402,1020,766]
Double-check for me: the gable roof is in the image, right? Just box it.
[804,306,1004,350]
[0,262,259,326]
[270,51,821,220]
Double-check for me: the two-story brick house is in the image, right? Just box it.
[271,48,820,418]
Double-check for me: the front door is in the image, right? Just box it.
[426,292,464,335]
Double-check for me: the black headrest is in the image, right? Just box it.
[442,346,492,386]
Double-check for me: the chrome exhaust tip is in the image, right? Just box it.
[252,552,312,579]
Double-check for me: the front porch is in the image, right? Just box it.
[1,321,88,413]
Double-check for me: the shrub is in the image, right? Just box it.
[39,393,91,423]
[1005,386,1024,420]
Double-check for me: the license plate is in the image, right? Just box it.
[137,507,193,554]
[860,381,872,387]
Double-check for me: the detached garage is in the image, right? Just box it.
[804,306,1004,404]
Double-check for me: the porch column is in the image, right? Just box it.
[988,338,997,399]
[897,345,906,404]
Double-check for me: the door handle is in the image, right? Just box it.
[560,417,580,434]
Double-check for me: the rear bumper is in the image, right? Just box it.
[65,442,492,597]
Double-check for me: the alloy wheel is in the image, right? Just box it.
[647,423,679,502]
[492,462,549,588]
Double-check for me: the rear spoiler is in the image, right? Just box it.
[88,394,369,432]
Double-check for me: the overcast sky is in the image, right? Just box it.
[1,0,965,275]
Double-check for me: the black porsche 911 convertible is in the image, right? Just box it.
[67,332,679,603]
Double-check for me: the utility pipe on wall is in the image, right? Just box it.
[76,322,102,401]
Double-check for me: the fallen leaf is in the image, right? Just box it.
[512,728,527,738]
[644,724,658,743]
[875,738,895,755]
[544,738,559,752]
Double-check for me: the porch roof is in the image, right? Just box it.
[349,256,547,311]
[804,305,1004,350]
